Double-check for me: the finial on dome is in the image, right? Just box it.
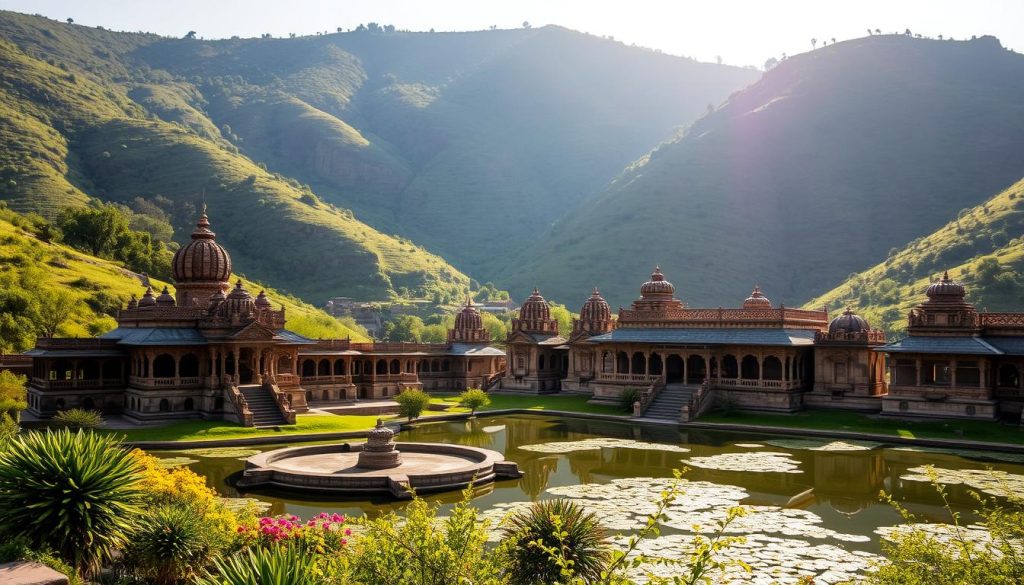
[593,286,600,295]
[190,206,214,239]
[942,270,950,281]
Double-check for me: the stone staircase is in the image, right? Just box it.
[238,384,289,427]
[642,384,696,421]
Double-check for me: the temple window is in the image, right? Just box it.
[893,359,916,385]
[180,354,199,377]
[389,359,400,375]
[301,359,316,377]
[923,360,952,385]
[153,354,175,378]
[834,362,847,383]
[998,364,1021,388]
[602,352,613,373]
[763,356,783,381]
[318,359,331,376]
[740,355,759,380]
[539,355,546,370]
[956,361,981,387]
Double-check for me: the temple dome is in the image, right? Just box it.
[138,286,156,308]
[926,271,966,300]
[255,290,272,310]
[155,286,176,306]
[224,280,255,314]
[454,297,483,331]
[172,208,232,285]
[829,308,869,335]
[520,288,551,322]
[640,267,675,297]
[743,285,772,309]
[580,288,611,322]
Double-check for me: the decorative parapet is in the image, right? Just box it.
[814,330,887,344]
[617,307,828,329]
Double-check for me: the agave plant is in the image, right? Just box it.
[502,498,610,585]
[196,545,318,585]
[126,504,217,585]
[51,408,105,430]
[0,429,143,576]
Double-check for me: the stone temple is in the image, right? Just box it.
[19,210,1024,425]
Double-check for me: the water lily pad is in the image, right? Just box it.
[176,447,262,458]
[763,438,883,451]
[901,465,1024,498]
[683,452,803,474]
[481,425,505,433]
[219,497,272,514]
[154,456,198,468]
[890,446,1024,464]
[733,442,765,448]
[518,438,690,454]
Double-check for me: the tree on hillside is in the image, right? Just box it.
[0,287,38,353]
[35,289,76,338]
[58,204,172,279]
[184,30,196,39]
[522,21,531,29]
[811,38,817,49]
[66,18,73,25]
[384,24,395,33]
[383,315,425,342]
[764,57,778,70]
[868,29,873,36]
[367,22,381,33]
[875,28,881,34]
[716,55,723,64]
[0,370,27,419]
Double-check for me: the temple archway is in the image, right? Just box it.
[741,355,759,380]
[649,353,663,376]
[389,359,400,375]
[686,355,706,384]
[376,359,388,375]
[334,360,346,376]
[153,354,175,378]
[318,359,331,376]
[301,359,316,377]
[617,351,630,374]
[763,356,783,380]
[666,355,684,383]
[180,353,199,377]
[632,352,647,375]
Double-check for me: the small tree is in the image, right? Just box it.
[184,30,197,39]
[395,388,431,421]
[66,17,73,25]
[0,370,27,419]
[458,388,490,415]
[35,288,76,338]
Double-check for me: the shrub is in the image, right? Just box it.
[0,413,18,448]
[395,388,431,421]
[458,388,490,414]
[502,498,610,585]
[620,387,642,413]
[0,429,143,576]
[51,408,104,430]
[124,504,217,585]
[0,536,83,585]
[195,545,318,585]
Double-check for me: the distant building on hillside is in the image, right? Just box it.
[23,210,504,427]
[504,267,1024,422]
[324,297,383,337]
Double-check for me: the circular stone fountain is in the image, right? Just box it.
[237,419,522,498]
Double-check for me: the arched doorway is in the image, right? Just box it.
[686,355,706,384]
[180,354,199,377]
[153,354,175,378]
[631,352,647,375]
[666,355,684,383]
[649,353,663,376]
[741,355,759,380]
[763,356,783,380]
[239,349,254,384]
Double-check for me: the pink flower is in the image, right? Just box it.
[344,528,352,536]
[331,513,343,522]
[341,538,348,546]
[319,512,329,519]
[236,525,247,533]
[322,522,331,530]
[307,519,316,527]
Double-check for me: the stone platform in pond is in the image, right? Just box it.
[237,423,521,499]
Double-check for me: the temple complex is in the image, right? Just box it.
[18,209,1024,425]
[23,210,505,427]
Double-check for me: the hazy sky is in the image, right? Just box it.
[2,0,1020,66]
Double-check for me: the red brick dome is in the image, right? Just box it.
[138,285,156,308]
[743,285,771,309]
[580,287,611,322]
[640,267,675,298]
[155,286,176,306]
[255,290,272,310]
[520,288,551,321]
[454,298,483,331]
[926,271,966,300]
[172,208,232,285]
[224,280,255,314]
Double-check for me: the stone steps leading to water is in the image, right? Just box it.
[238,384,288,427]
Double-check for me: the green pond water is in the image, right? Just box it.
[154,415,1024,583]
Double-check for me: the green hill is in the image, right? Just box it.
[0,203,368,352]
[805,177,1024,336]
[0,11,471,304]
[504,34,1024,309]
[0,11,758,294]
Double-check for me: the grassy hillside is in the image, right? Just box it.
[0,203,368,350]
[505,34,1024,308]
[805,177,1024,336]
[0,11,471,304]
[0,11,758,290]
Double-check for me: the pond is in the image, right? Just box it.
[154,414,1024,583]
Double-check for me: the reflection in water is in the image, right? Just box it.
[153,414,1024,561]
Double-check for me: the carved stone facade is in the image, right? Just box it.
[500,289,567,393]
[24,211,504,426]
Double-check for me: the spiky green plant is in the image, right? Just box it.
[0,429,143,576]
[502,498,610,585]
[196,545,318,585]
[125,504,217,585]
[51,408,105,430]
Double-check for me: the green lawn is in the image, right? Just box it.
[699,409,1024,445]
[105,414,391,443]
[432,393,625,416]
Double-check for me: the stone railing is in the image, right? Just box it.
[815,329,887,343]
[598,373,662,384]
[981,313,1024,327]
[634,380,666,416]
[275,373,299,386]
[681,381,715,422]
[32,377,123,389]
[268,383,297,424]
[618,306,828,328]
[225,385,253,427]
[715,378,801,390]
[303,374,353,385]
